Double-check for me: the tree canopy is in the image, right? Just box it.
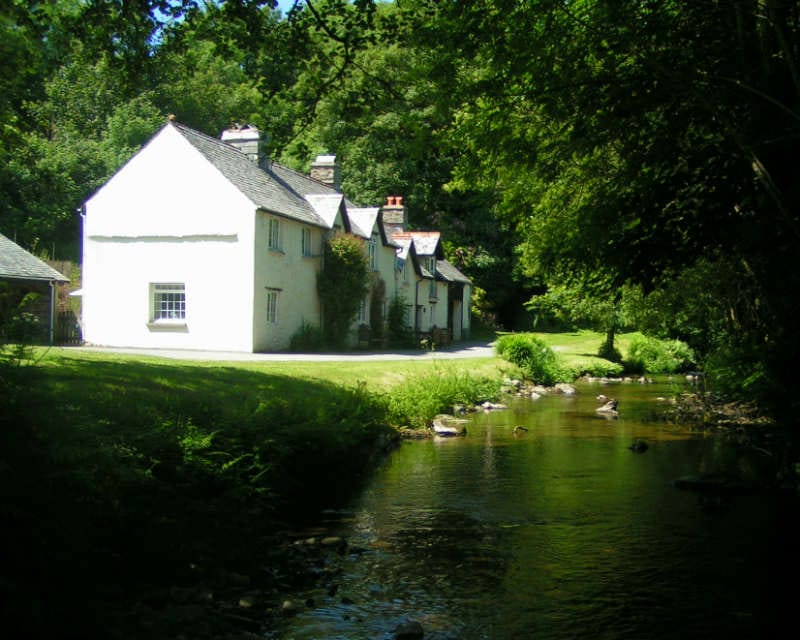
[2,0,799,414]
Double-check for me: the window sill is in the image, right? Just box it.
[147,321,188,332]
[268,248,285,255]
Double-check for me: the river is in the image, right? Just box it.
[273,378,798,639]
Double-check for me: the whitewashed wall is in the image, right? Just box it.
[82,125,256,351]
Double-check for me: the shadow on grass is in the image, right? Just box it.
[0,356,394,638]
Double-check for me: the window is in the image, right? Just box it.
[268,217,281,251]
[358,298,367,323]
[301,227,312,257]
[402,261,408,283]
[368,235,377,270]
[426,257,436,276]
[266,289,279,324]
[151,283,185,322]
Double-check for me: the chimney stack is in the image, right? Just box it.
[310,155,341,191]
[382,195,407,236]
[221,124,269,168]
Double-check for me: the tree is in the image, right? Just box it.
[426,0,800,415]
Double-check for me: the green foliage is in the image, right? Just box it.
[495,333,566,386]
[625,335,696,374]
[317,233,370,347]
[0,286,42,364]
[386,292,413,347]
[369,276,386,339]
[384,365,501,428]
[565,358,625,379]
[289,321,326,351]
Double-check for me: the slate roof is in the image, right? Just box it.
[172,122,340,228]
[391,231,441,256]
[437,259,472,284]
[0,233,69,282]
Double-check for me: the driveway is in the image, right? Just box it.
[71,340,496,362]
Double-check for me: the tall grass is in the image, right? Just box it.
[384,364,502,427]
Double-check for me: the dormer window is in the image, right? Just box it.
[426,257,436,276]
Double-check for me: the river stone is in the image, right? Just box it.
[320,536,343,547]
[281,600,301,615]
[555,383,577,395]
[394,619,424,639]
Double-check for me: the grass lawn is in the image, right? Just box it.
[34,346,505,388]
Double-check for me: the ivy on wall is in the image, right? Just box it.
[317,233,369,347]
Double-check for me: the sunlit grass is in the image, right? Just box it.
[33,346,505,390]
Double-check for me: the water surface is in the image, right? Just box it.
[276,379,798,639]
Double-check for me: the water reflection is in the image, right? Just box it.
[276,380,798,639]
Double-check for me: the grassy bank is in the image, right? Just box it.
[1,333,637,637]
[0,348,504,638]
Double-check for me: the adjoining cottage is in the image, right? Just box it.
[0,232,69,344]
[80,119,470,352]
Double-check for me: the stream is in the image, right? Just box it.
[273,378,798,639]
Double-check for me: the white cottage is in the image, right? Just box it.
[80,120,470,352]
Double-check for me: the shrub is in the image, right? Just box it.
[495,333,566,385]
[289,322,325,351]
[625,335,695,374]
[566,358,625,378]
[386,293,413,347]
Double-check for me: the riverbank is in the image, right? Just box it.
[0,349,503,638]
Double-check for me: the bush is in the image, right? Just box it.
[386,293,413,347]
[566,358,625,378]
[289,322,325,351]
[495,333,566,385]
[625,335,695,374]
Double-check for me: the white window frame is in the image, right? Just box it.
[268,217,282,251]
[358,297,367,323]
[301,227,313,257]
[266,289,279,324]
[150,283,186,323]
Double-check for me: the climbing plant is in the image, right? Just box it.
[369,275,386,341]
[317,233,370,347]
